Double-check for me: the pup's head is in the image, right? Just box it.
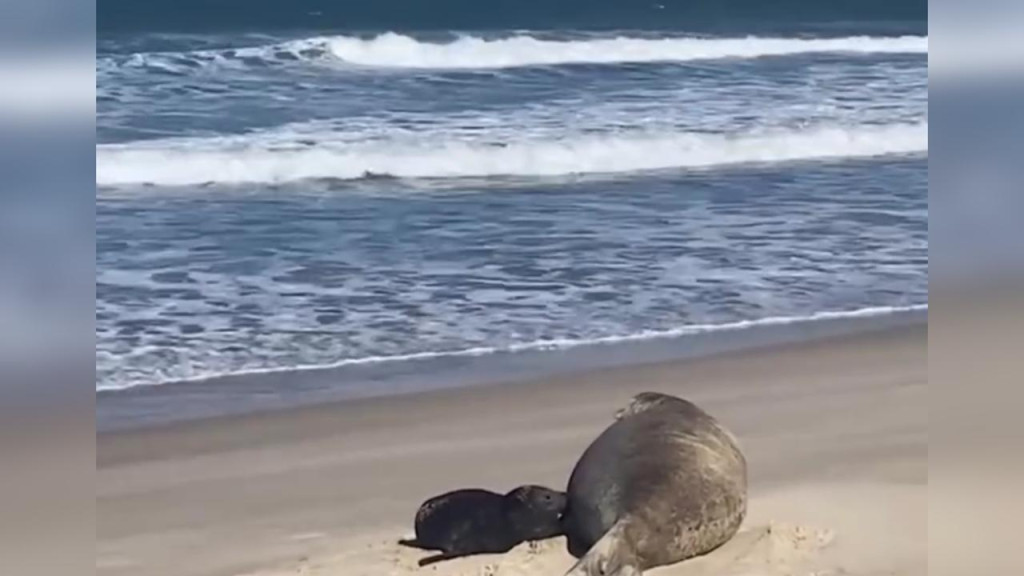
[504,485,567,540]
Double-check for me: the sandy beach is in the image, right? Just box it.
[97,323,926,576]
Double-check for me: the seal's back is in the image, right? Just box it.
[564,393,747,569]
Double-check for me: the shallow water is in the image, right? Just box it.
[96,5,928,399]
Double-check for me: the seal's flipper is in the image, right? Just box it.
[564,521,640,576]
[418,551,464,566]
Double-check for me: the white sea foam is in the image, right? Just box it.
[97,304,927,391]
[100,33,929,73]
[96,122,928,187]
[319,33,928,69]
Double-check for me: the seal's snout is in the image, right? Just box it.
[546,490,568,513]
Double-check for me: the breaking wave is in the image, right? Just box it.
[320,33,928,69]
[97,122,928,187]
[99,33,928,73]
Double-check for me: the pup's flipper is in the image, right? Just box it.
[418,551,465,567]
[398,538,433,551]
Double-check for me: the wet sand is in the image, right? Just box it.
[98,323,926,576]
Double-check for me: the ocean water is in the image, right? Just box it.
[96,0,928,407]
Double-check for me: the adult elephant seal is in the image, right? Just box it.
[399,485,566,566]
[562,392,747,576]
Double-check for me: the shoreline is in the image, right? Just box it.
[97,304,926,431]
[99,322,926,576]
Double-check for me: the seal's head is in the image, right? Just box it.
[504,485,567,540]
[615,391,681,420]
[565,523,640,576]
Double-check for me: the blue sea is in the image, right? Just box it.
[96,0,928,426]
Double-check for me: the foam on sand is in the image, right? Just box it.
[97,304,926,391]
[97,122,928,187]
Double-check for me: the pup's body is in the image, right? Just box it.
[400,485,566,566]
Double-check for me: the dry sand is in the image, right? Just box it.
[97,324,926,576]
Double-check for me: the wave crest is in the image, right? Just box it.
[321,33,927,69]
[97,122,928,187]
[101,33,928,73]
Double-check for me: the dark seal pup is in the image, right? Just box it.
[562,392,747,576]
[399,485,566,566]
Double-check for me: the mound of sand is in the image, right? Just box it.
[671,523,834,576]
